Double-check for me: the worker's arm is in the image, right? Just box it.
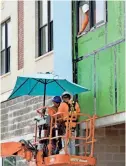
[37,107,47,116]
[78,13,89,35]
[37,110,43,116]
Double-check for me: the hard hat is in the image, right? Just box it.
[82,4,89,13]
[52,96,61,103]
[62,91,71,99]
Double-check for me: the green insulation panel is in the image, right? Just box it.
[78,26,106,57]
[107,1,125,44]
[78,56,94,117]
[73,1,125,118]
[96,48,115,117]
[116,42,125,112]
[92,26,106,50]
[78,32,94,57]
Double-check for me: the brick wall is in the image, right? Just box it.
[18,0,24,70]
[95,124,125,166]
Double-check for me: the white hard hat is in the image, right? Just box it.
[82,4,89,13]
[62,91,71,98]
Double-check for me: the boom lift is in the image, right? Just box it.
[1,106,97,166]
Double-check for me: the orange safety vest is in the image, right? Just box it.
[48,106,58,116]
[58,101,80,121]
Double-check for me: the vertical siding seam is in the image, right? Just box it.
[94,53,96,115]
[113,46,117,113]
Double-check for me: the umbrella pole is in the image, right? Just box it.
[43,81,46,106]
[43,94,45,106]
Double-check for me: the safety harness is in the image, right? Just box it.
[64,100,77,122]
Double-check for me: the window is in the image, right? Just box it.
[2,157,16,166]
[1,19,11,75]
[38,0,53,56]
[78,0,107,33]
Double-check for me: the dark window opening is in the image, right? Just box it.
[38,0,53,56]
[1,19,11,75]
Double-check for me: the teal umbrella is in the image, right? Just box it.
[8,73,88,105]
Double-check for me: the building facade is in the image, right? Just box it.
[72,1,125,166]
[0,0,125,166]
[0,0,72,165]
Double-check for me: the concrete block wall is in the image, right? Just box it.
[1,96,51,141]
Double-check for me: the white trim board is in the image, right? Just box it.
[81,112,126,129]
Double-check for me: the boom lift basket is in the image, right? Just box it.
[34,111,97,166]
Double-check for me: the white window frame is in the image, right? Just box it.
[38,0,53,57]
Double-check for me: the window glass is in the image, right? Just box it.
[50,21,53,50]
[51,1,53,21]
[1,50,5,75]
[38,0,53,56]
[1,24,5,50]
[96,1,105,24]
[40,0,47,27]
[7,21,11,47]
[90,1,96,28]
[0,19,11,75]
[7,47,10,72]
[40,26,48,55]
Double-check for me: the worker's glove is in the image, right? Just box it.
[34,116,41,122]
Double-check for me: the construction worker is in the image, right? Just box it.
[58,92,80,155]
[36,96,61,138]
[58,91,80,118]
[48,96,62,115]
[78,4,89,35]
[37,96,61,116]
[36,96,62,156]
[47,96,62,155]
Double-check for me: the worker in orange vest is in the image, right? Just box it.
[58,91,80,119]
[58,92,80,155]
[37,96,61,116]
[37,96,61,138]
[48,96,62,115]
[36,96,62,156]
